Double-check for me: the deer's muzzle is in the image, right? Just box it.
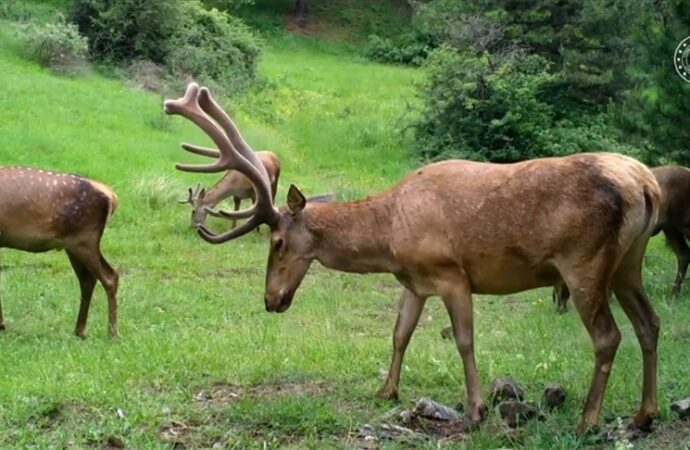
[264,289,295,313]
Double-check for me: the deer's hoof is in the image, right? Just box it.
[631,411,656,432]
[375,386,399,401]
[0,323,6,331]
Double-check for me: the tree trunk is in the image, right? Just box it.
[295,0,308,27]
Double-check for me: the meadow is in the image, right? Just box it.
[0,3,690,449]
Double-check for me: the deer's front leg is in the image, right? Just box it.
[439,274,487,426]
[376,288,426,400]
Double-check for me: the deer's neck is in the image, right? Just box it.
[199,181,228,207]
[304,196,399,274]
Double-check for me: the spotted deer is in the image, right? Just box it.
[0,167,119,337]
[165,83,661,434]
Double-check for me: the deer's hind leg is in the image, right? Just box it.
[560,253,620,435]
[611,237,659,431]
[67,236,119,338]
[231,196,242,229]
[664,229,690,295]
[67,250,97,338]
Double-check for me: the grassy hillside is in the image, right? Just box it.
[0,3,689,450]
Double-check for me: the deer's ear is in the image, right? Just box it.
[287,184,306,214]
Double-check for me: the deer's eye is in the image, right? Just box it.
[273,238,284,252]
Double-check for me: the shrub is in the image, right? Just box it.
[0,1,33,21]
[364,32,433,66]
[70,0,260,93]
[70,0,184,64]
[411,45,636,163]
[167,4,261,94]
[21,18,89,75]
[412,46,556,162]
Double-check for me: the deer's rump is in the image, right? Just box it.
[0,167,115,252]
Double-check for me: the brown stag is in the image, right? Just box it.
[164,83,661,434]
[553,164,690,312]
[0,167,119,337]
[180,149,280,227]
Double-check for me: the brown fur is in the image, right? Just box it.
[166,83,662,434]
[188,151,280,226]
[0,167,119,338]
[265,155,661,434]
[553,164,690,311]
[651,165,690,294]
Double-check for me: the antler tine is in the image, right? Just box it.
[181,143,220,159]
[204,206,257,220]
[196,215,264,244]
[178,183,202,205]
[197,88,273,199]
[165,83,279,240]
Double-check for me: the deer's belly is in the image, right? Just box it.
[466,257,561,295]
[0,230,64,253]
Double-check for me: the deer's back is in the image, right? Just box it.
[384,153,658,293]
[0,167,115,252]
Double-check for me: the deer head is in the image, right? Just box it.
[164,83,316,311]
[178,183,207,224]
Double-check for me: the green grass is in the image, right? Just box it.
[0,6,689,450]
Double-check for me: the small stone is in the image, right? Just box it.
[497,400,541,428]
[671,397,690,420]
[542,383,566,410]
[489,377,524,406]
[399,409,414,425]
[106,436,125,448]
[412,397,463,421]
[441,326,453,340]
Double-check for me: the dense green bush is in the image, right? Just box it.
[167,5,261,93]
[70,0,260,93]
[411,46,633,162]
[364,32,432,66]
[413,47,553,162]
[70,0,183,64]
[20,18,89,75]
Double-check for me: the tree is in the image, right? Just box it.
[621,0,690,165]
[409,0,638,162]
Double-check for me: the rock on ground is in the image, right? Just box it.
[489,377,525,406]
[542,383,566,410]
[671,397,690,420]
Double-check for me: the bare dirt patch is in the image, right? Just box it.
[284,15,322,37]
[159,419,200,448]
[193,379,335,409]
[643,420,690,449]
[583,418,690,449]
